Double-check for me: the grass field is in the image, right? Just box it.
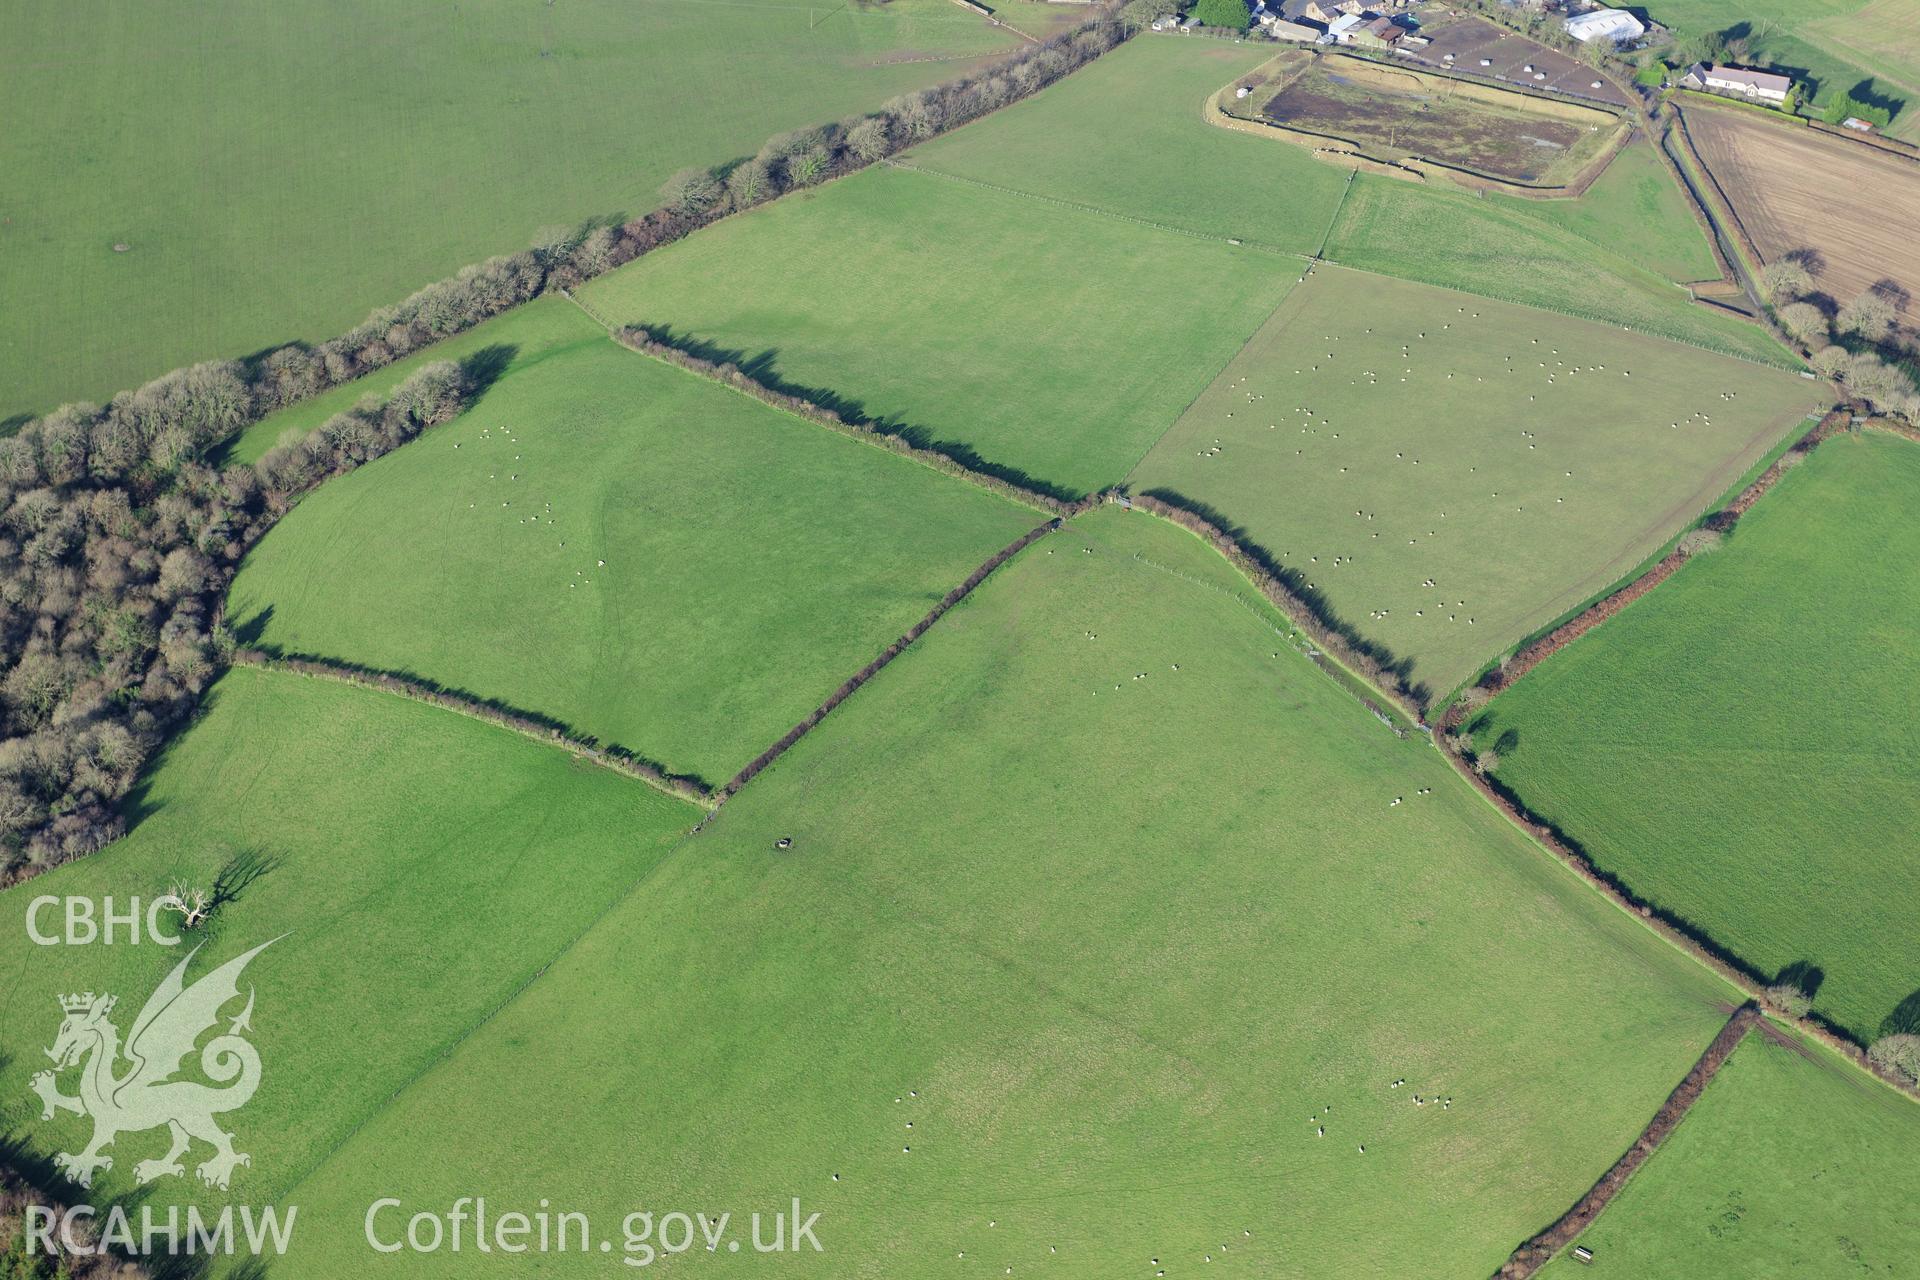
[1322,175,1795,366]
[1539,1027,1920,1277]
[227,328,1038,786]
[908,37,1353,253]
[1487,139,1722,285]
[265,508,1735,1277]
[1128,265,1822,701]
[218,293,598,467]
[1803,0,1920,138]
[906,37,1784,359]
[0,0,1065,422]
[1649,0,1920,139]
[1470,433,1920,1042]
[0,666,700,1211]
[577,161,1301,497]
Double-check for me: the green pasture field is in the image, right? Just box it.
[1648,0,1920,139]
[1801,0,1920,137]
[1540,1028,1920,1277]
[270,508,1734,1278]
[1472,433,1920,1042]
[1487,139,1722,285]
[1322,176,1795,366]
[227,333,1038,787]
[906,37,1779,357]
[0,666,699,1212]
[577,161,1299,497]
[907,36,1353,254]
[0,0,1063,422]
[218,293,598,467]
[1128,265,1822,702]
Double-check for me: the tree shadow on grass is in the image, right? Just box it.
[230,641,715,798]
[1881,987,1920,1038]
[232,605,274,649]
[1774,960,1825,1000]
[1129,486,1429,706]
[458,344,517,399]
[116,682,233,835]
[636,323,1087,505]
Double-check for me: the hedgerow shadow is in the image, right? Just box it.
[1881,987,1920,1038]
[1132,486,1427,705]
[636,323,1085,505]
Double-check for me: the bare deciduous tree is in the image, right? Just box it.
[1776,300,1828,344]
[1759,256,1813,302]
[659,167,721,215]
[1837,288,1898,342]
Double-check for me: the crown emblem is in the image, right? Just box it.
[59,992,110,1014]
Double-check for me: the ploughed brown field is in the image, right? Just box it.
[1684,101,1920,316]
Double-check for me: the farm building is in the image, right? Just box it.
[1843,115,1878,132]
[1271,17,1325,40]
[1680,62,1793,103]
[1563,8,1644,43]
[1327,11,1367,43]
[1278,0,1334,26]
[1351,15,1405,48]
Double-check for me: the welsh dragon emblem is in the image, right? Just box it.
[30,938,278,1191]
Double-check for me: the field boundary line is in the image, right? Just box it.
[563,290,1096,516]
[1436,675,1920,1106]
[882,158,1312,258]
[1442,411,1843,712]
[1104,484,1920,1107]
[231,651,717,806]
[717,517,1064,797]
[1442,737,1920,1102]
[1312,253,1803,372]
[1115,493,1429,717]
[890,159,1800,371]
[1118,540,1418,734]
[1116,273,1314,488]
[1315,169,1356,260]
[263,821,708,1214]
[1492,1005,1763,1277]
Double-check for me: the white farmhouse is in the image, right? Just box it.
[1563,8,1645,43]
[1681,62,1793,103]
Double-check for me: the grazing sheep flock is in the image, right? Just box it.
[456,421,610,591]
[1132,269,1819,694]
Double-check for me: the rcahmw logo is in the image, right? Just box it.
[30,938,279,1191]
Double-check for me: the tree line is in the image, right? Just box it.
[1761,255,1920,422]
[0,361,471,882]
[0,8,1128,884]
